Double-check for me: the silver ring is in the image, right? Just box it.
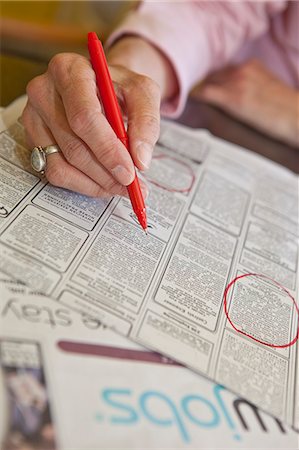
[31,145,61,174]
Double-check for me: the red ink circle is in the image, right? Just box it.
[223,273,299,348]
[145,154,195,193]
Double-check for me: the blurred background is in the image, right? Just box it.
[0,1,137,106]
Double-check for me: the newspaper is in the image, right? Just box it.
[0,99,298,428]
[0,283,298,449]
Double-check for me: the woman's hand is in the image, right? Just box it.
[22,42,163,197]
[194,60,299,147]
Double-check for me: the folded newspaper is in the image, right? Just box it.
[0,97,298,437]
[0,279,298,449]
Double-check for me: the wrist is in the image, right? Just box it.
[106,36,178,101]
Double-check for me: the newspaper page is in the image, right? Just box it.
[0,101,298,428]
[0,284,298,449]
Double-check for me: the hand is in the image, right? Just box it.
[193,60,299,147]
[22,48,161,198]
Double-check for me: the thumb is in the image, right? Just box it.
[124,73,161,171]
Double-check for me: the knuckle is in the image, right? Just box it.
[144,113,160,141]
[97,137,119,164]
[49,53,67,69]
[124,73,141,92]
[124,73,149,94]
[46,163,66,187]
[48,53,75,89]
[103,177,121,193]
[93,186,114,198]
[48,53,70,74]
[26,75,48,105]
[133,73,160,98]
[68,107,99,136]
[143,76,160,98]
[129,111,160,143]
[132,73,147,90]
[62,139,86,166]
[48,53,91,90]
[90,186,105,197]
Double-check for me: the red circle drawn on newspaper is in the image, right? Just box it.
[145,154,195,193]
[223,273,299,348]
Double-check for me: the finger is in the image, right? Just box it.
[22,103,127,198]
[48,53,135,186]
[113,68,160,171]
[27,80,131,196]
[46,153,121,198]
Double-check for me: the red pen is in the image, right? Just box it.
[87,31,147,232]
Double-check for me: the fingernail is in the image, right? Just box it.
[137,142,152,170]
[111,165,134,186]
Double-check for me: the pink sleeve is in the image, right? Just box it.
[106,1,288,117]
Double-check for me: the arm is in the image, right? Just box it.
[194,59,299,147]
[21,1,291,199]
[106,0,288,116]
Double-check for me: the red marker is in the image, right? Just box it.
[87,32,147,232]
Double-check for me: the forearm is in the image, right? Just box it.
[105,1,289,118]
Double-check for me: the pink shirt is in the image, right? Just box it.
[107,1,299,117]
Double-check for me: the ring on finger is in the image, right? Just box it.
[31,145,61,174]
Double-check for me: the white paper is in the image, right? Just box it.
[0,99,298,430]
[0,286,298,449]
